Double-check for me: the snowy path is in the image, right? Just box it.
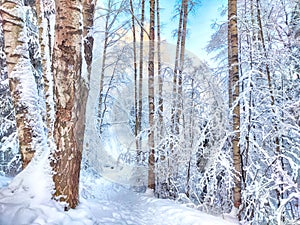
[0,171,238,225]
[77,173,237,225]
[84,193,234,225]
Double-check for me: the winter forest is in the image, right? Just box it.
[0,0,299,224]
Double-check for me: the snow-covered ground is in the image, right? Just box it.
[0,168,238,225]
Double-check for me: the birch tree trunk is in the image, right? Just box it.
[130,0,139,151]
[148,0,156,190]
[168,0,183,192]
[97,4,110,133]
[171,2,183,135]
[176,0,188,134]
[1,0,46,169]
[36,0,55,140]
[228,0,242,210]
[0,16,18,174]
[97,0,125,133]
[228,1,233,109]
[156,0,163,135]
[83,0,95,80]
[168,0,188,198]
[137,0,145,162]
[51,0,88,209]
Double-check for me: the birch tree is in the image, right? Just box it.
[36,0,55,139]
[1,0,46,169]
[137,0,145,161]
[129,0,138,144]
[83,0,95,80]
[156,0,163,135]
[230,0,300,223]
[228,0,242,211]
[51,0,88,209]
[0,17,19,174]
[148,0,156,191]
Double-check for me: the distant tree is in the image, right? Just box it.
[176,0,188,134]
[96,0,130,134]
[129,0,138,143]
[167,0,189,199]
[138,0,145,161]
[25,0,47,123]
[148,0,156,191]
[83,0,95,80]
[291,0,300,77]
[171,0,184,137]
[227,0,242,211]
[156,0,163,138]
[36,0,55,139]
[291,1,300,39]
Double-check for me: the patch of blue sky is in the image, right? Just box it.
[159,0,227,61]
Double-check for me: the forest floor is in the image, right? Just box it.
[0,168,238,225]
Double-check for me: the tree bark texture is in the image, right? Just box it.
[1,0,46,169]
[52,0,88,210]
[36,0,55,140]
[228,0,242,209]
[148,0,155,190]
[83,0,95,81]
[0,16,18,173]
[138,0,145,161]
[156,0,163,134]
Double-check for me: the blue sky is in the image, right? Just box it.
[159,0,227,60]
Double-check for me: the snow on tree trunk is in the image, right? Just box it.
[0,16,19,175]
[36,0,55,140]
[1,0,47,169]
